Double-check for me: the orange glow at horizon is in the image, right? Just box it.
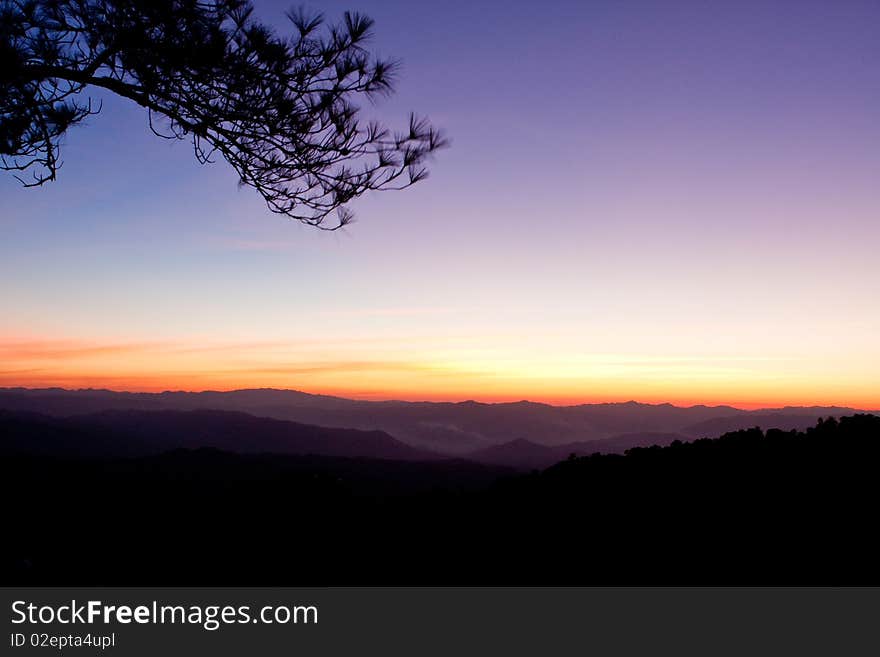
[2,335,878,411]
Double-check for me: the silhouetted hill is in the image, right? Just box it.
[3,413,878,585]
[3,387,871,455]
[467,432,688,469]
[0,408,435,461]
[467,437,560,469]
[680,412,848,437]
[581,431,691,454]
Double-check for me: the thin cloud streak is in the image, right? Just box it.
[315,307,459,318]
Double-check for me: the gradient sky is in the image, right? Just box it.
[2,0,879,408]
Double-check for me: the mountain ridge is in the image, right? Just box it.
[1,386,874,457]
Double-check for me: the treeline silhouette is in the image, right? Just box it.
[3,414,878,584]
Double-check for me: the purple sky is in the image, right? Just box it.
[2,0,879,407]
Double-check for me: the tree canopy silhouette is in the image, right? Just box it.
[0,0,446,228]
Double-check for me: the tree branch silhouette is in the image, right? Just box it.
[1,0,447,228]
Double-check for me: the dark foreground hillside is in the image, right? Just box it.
[2,414,878,584]
[0,408,434,460]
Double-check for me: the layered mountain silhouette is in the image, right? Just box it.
[4,412,878,585]
[0,387,873,460]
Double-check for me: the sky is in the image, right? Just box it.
[2,0,879,408]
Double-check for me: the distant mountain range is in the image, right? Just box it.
[0,387,873,467]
